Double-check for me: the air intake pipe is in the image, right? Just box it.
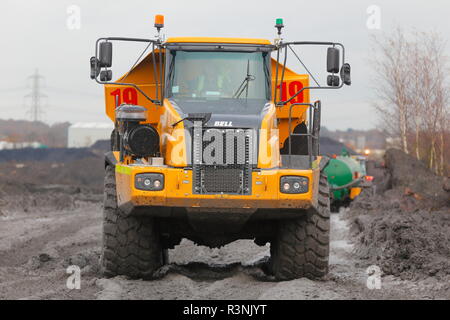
[115,104,159,160]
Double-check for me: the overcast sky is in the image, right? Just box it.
[0,0,449,130]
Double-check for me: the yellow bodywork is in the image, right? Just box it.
[113,152,320,210]
[166,37,272,45]
[349,187,362,200]
[106,37,319,211]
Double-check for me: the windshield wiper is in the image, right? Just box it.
[171,112,212,127]
[233,60,255,99]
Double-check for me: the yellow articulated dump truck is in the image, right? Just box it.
[90,16,351,280]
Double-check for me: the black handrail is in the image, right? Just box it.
[287,101,321,168]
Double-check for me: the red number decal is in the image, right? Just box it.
[288,81,304,104]
[110,88,138,105]
[110,89,121,105]
[123,88,138,105]
[276,81,304,104]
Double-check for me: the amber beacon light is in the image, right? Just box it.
[154,14,164,31]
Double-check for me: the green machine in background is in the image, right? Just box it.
[324,149,373,211]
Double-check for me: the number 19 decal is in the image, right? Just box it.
[110,88,138,105]
[276,81,304,104]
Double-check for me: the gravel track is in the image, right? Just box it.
[1,204,448,300]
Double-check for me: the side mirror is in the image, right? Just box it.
[100,70,112,81]
[327,75,340,87]
[90,57,100,79]
[99,41,112,68]
[340,63,351,86]
[326,47,340,73]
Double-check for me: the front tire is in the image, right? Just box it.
[269,173,331,280]
[101,165,164,279]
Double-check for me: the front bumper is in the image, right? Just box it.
[114,164,320,211]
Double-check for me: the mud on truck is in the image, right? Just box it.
[89,16,351,280]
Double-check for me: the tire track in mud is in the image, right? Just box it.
[2,204,448,299]
[95,214,363,300]
[0,210,100,268]
[99,212,446,300]
[0,205,102,300]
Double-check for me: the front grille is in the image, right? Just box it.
[202,166,243,193]
[192,127,255,195]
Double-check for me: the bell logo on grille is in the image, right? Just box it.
[214,121,233,127]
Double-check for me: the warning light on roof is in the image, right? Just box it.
[154,14,164,30]
[275,18,284,35]
[364,149,371,155]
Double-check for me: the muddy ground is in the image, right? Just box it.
[0,148,448,300]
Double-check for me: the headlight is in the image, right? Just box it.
[280,176,308,194]
[135,173,164,191]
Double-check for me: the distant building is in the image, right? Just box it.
[0,141,47,150]
[356,136,366,149]
[68,122,114,148]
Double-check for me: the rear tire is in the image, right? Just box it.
[101,166,164,279]
[162,249,169,265]
[110,129,120,151]
[269,173,330,280]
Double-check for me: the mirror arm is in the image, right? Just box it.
[275,41,347,106]
[94,79,160,105]
[278,45,288,104]
[94,37,157,68]
[281,41,345,63]
[159,45,164,103]
[94,37,163,105]
[277,83,343,106]
[151,44,159,102]
[96,37,156,44]
[287,44,321,87]
[273,47,280,103]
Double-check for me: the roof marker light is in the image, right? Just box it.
[154,14,164,30]
[275,18,284,35]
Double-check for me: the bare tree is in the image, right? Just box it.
[371,29,449,175]
[419,32,449,173]
[408,32,424,160]
[372,29,410,154]
[438,107,449,175]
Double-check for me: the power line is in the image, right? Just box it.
[0,86,27,93]
[24,69,47,122]
[45,85,101,98]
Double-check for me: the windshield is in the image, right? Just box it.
[167,51,270,101]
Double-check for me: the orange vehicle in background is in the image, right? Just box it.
[90,16,351,280]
